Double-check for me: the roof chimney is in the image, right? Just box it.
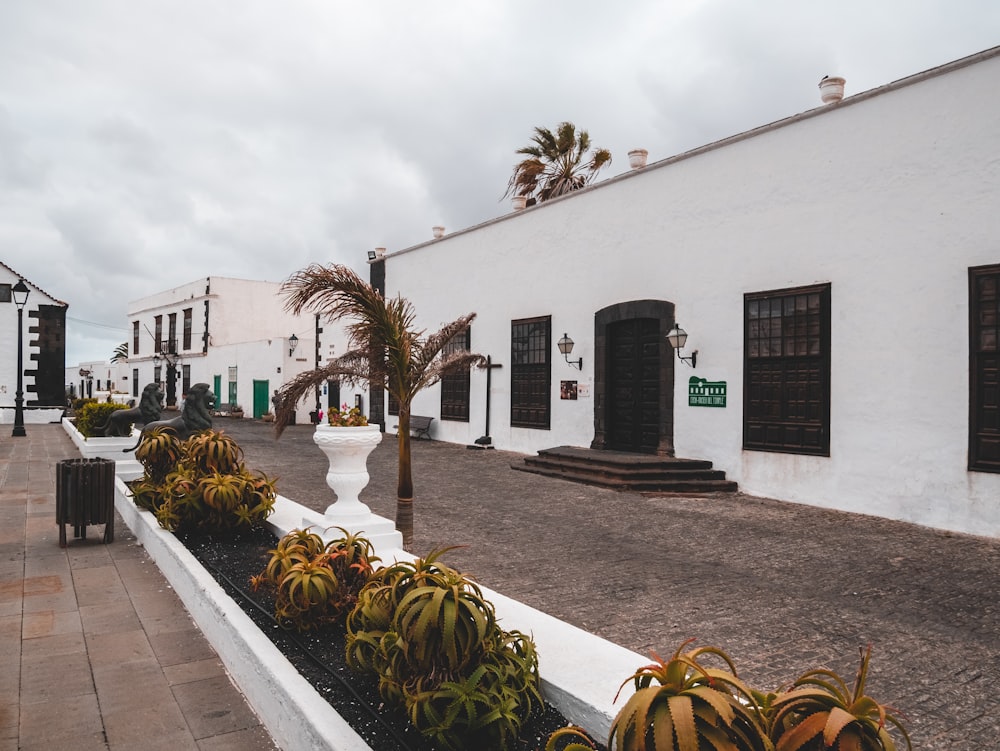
[819,76,846,104]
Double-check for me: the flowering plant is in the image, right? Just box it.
[327,403,369,427]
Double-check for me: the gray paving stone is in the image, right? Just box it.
[171,674,262,739]
[1,426,275,751]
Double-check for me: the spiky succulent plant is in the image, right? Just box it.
[767,646,911,751]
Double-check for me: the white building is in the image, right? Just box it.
[66,359,131,401]
[376,47,1000,537]
[1,262,67,422]
[125,276,354,422]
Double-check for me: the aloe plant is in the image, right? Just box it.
[134,426,183,484]
[767,646,911,751]
[609,639,771,751]
[546,726,601,751]
[345,547,541,750]
[254,528,380,631]
[406,662,522,751]
[130,429,275,533]
[183,430,243,474]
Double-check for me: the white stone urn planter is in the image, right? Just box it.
[628,148,648,169]
[511,195,527,211]
[819,76,846,104]
[313,424,383,521]
[311,424,401,549]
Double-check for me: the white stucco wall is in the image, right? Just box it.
[382,48,1000,536]
[1,266,62,408]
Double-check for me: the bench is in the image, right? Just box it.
[394,415,434,440]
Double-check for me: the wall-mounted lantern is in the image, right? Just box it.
[666,324,698,368]
[557,333,583,370]
[289,333,299,356]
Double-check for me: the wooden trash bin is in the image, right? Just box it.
[56,458,116,547]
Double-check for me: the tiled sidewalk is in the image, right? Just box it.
[0,425,276,751]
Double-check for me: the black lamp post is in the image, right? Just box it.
[11,279,30,437]
[162,349,179,408]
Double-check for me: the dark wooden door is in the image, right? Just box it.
[607,318,660,453]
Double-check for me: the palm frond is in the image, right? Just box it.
[504,121,611,204]
[274,355,370,435]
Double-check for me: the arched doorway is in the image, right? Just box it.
[591,300,677,456]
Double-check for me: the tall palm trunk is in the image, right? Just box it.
[395,407,414,548]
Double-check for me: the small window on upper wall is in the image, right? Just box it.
[182,308,193,350]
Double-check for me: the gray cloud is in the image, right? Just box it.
[0,0,997,365]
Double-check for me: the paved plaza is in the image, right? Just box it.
[0,425,276,751]
[226,417,1000,750]
[4,418,1000,749]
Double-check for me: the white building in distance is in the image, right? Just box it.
[125,276,352,422]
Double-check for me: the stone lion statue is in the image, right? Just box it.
[95,383,163,437]
[125,383,215,450]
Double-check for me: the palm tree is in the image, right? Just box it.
[111,342,129,363]
[504,121,612,206]
[274,264,484,548]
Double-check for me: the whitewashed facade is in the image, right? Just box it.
[379,47,1000,537]
[125,277,355,423]
[1,262,67,419]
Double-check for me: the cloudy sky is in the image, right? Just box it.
[2,1,997,366]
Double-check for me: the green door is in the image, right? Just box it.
[213,375,221,405]
[228,381,238,408]
[253,380,269,419]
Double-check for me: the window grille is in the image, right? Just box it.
[744,284,830,455]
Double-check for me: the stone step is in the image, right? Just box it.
[512,445,738,493]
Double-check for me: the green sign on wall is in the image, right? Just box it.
[689,376,727,407]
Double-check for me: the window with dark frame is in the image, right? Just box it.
[1,284,11,302]
[132,321,140,355]
[168,313,177,353]
[182,364,191,397]
[132,369,139,397]
[970,264,1000,473]
[744,284,831,455]
[154,316,163,353]
[182,308,192,350]
[387,391,400,416]
[440,327,471,422]
[511,316,551,429]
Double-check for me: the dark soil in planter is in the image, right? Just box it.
[178,527,607,751]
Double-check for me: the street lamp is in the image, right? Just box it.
[11,279,30,437]
[161,348,180,408]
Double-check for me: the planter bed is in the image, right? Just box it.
[179,526,585,751]
[62,417,143,480]
[113,482,631,750]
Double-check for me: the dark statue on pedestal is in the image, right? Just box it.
[124,383,215,450]
[95,383,164,437]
